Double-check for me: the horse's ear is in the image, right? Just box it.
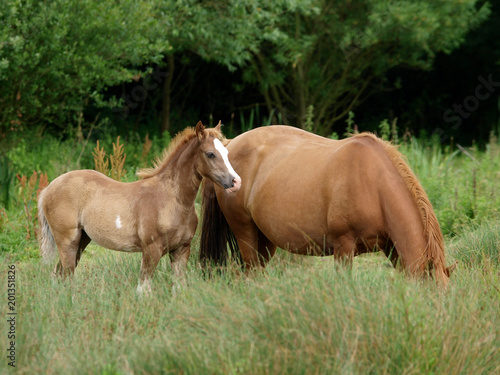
[195,121,206,140]
[215,120,222,133]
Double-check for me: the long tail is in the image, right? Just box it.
[38,189,57,263]
[357,133,450,285]
[199,179,240,268]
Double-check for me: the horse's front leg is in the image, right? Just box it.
[169,243,191,293]
[137,241,164,296]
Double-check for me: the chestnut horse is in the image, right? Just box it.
[200,126,455,286]
[38,122,241,293]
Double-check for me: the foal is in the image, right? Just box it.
[38,122,241,293]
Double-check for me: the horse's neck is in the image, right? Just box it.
[156,139,201,207]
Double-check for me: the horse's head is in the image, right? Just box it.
[194,121,241,193]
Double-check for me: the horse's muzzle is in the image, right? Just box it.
[225,175,241,193]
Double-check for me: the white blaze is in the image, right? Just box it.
[213,139,240,180]
[115,215,122,229]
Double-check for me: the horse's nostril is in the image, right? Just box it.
[224,176,241,191]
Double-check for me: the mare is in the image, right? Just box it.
[200,126,455,286]
[38,122,241,293]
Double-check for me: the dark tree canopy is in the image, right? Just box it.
[0,0,496,143]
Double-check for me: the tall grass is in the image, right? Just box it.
[450,221,500,267]
[400,135,500,236]
[237,105,280,134]
[3,231,499,374]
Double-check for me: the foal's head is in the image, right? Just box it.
[195,121,241,193]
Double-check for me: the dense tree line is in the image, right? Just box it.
[0,0,497,143]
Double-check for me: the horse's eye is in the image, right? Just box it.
[206,152,216,159]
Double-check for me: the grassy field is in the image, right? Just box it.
[1,131,499,374]
[1,229,499,374]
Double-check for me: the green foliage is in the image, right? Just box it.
[328,132,339,140]
[0,0,493,139]
[391,118,399,144]
[344,111,356,137]
[157,0,313,70]
[0,0,169,132]
[240,107,257,134]
[237,105,277,134]
[0,155,14,209]
[304,104,315,132]
[244,0,490,133]
[378,118,391,141]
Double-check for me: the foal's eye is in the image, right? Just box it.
[206,152,216,159]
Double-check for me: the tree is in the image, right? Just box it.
[152,0,317,133]
[0,0,169,134]
[243,0,491,134]
[0,0,491,138]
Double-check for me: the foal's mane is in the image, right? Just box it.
[353,133,448,283]
[137,126,224,179]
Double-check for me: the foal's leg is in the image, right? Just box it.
[137,242,164,295]
[169,243,191,293]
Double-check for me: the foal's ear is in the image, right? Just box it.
[195,121,206,140]
[214,120,222,133]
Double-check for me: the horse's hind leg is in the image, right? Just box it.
[333,235,357,268]
[52,228,85,277]
[76,230,91,267]
[382,239,401,270]
[232,222,261,273]
[257,230,277,267]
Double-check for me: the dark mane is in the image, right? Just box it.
[137,126,224,179]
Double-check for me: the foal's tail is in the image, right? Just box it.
[37,190,57,263]
[199,179,240,268]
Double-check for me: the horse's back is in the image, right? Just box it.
[41,170,98,209]
[228,126,395,205]
[44,169,109,192]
